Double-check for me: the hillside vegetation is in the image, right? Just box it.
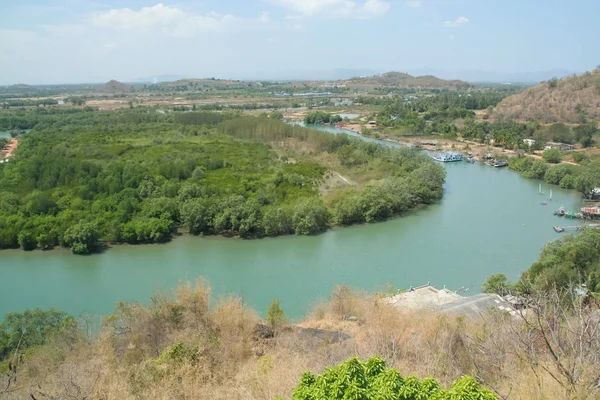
[100,80,131,92]
[493,69,600,123]
[2,275,598,399]
[0,108,444,253]
[343,71,471,90]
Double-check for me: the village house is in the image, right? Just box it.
[544,142,576,151]
[522,138,536,147]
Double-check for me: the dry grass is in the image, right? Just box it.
[3,282,598,400]
[493,70,600,123]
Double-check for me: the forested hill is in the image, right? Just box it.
[341,72,472,90]
[492,69,600,123]
[0,109,444,254]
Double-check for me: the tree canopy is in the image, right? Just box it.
[288,356,497,400]
[0,308,75,361]
[0,108,444,254]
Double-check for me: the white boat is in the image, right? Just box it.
[432,152,463,162]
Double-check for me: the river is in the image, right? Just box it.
[0,126,583,320]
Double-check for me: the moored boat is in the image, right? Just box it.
[432,152,463,162]
[553,226,564,233]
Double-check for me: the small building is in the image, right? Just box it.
[523,138,536,147]
[544,142,576,151]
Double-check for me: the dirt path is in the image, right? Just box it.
[319,171,356,195]
[1,139,18,160]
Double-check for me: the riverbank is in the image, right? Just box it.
[0,158,583,320]
[2,280,590,400]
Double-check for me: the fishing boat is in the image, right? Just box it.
[553,226,565,233]
[432,152,463,162]
[493,160,509,168]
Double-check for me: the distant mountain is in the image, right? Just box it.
[100,80,131,91]
[407,68,576,83]
[492,70,600,123]
[9,83,33,89]
[132,74,186,83]
[337,71,471,90]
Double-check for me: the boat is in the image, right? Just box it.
[432,151,463,162]
[493,160,508,168]
[553,226,565,233]
[464,157,475,164]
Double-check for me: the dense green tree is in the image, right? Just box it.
[289,356,497,400]
[292,199,329,235]
[482,274,511,295]
[180,198,214,235]
[543,164,573,185]
[262,207,293,236]
[519,229,600,293]
[573,123,597,148]
[0,109,444,252]
[17,231,37,251]
[0,308,75,361]
[62,222,101,254]
[574,169,600,195]
[571,152,588,164]
[269,111,284,120]
[545,123,574,144]
[267,298,285,329]
[542,148,563,164]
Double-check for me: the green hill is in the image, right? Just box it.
[341,71,472,90]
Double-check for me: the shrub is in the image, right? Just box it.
[542,148,562,164]
[0,309,76,361]
[482,273,511,295]
[571,152,587,164]
[292,200,328,235]
[267,299,285,329]
[289,356,497,400]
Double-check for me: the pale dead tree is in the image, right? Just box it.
[0,330,24,397]
[463,287,600,400]
[29,362,101,400]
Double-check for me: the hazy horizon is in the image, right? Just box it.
[1,0,598,85]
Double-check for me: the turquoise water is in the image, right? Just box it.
[0,127,582,319]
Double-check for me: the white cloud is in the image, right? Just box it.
[405,0,421,8]
[257,11,270,23]
[443,16,469,28]
[271,0,390,19]
[90,3,239,37]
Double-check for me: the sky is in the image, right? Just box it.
[0,0,599,84]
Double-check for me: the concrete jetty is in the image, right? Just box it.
[382,284,518,318]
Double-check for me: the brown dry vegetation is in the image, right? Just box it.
[493,70,600,123]
[2,281,599,400]
[334,72,471,91]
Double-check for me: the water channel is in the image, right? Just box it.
[0,125,583,319]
